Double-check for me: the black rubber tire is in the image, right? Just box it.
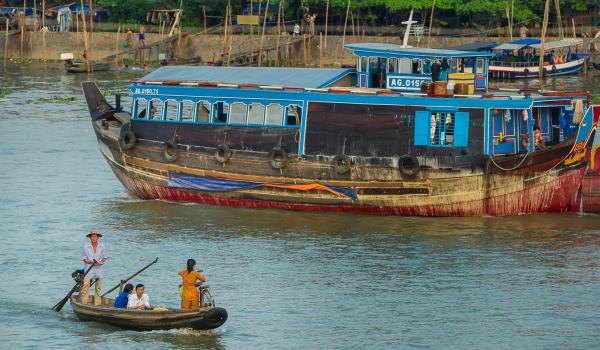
[199,307,228,330]
[214,143,233,163]
[118,124,137,150]
[268,147,288,169]
[523,68,529,74]
[332,154,351,174]
[398,155,420,177]
[161,141,178,162]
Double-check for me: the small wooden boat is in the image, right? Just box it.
[65,60,111,73]
[69,294,228,331]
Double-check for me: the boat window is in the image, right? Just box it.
[135,98,147,118]
[414,110,469,147]
[265,104,284,126]
[165,100,179,121]
[398,58,412,73]
[150,99,164,120]
[475,58,485,74]
[181,100,195,122]
[359,57,368,72]
[197,101,211,123]
[212,102,229,123]
[286,105,302,126]
[388,58,398,73]
[228,102,247,124]
[248,103,265,125]
[411,59,422,74]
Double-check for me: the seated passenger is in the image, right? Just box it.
[521,132,530,152]
[114,283,134,309]
[533,125,545,150]
[127,283,152,310]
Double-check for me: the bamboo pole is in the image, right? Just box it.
[42,0,45,61]
[324,0,329,49]
[571,18,576,38]
[350,10,355,37]
[203,6,207,34]
[80,0,91,73]
[539,0,550,81]
[76,8,79,55]
[20,0,25,59]
[227,5,233,66]
[115,25,120,67]
[319,32,323,67]
[342,0,350,47]
[428,0,435,48]
[275,0,282,66]
[177,0,183,47]
[554,0,563,38]
[222,1,229,60]
[4,21,8,62]
[249,0,253,64]
[33,0,37,32]
[89,0,93,33]
[505,5,512,40]
[258,0,270,67]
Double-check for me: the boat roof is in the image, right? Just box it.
[530,38,583,50]
[493,38,541,51]
[447,41,497,52]
[344,43,497,58]
[138,66,353,89]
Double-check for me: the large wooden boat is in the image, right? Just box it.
[69,295,228,331]
[581,119,600,213]
[488,39,586,79]
[82,43,599,217]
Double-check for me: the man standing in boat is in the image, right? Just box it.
[81,230,107,305]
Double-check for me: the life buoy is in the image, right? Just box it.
[118,123,137,150]
[398,155,420,177]
[214,143,232,163]
[268,147,288,169]
[552,65,557,72]
[198,307,228,330]
[161,141,178,162]
[332,154,351,174]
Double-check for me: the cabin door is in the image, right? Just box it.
[492,109,518,154]
[474,58,487,90]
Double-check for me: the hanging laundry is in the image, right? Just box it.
[522,109,529,121]
[504,109,511,122]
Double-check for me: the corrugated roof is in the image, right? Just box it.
[139,66,353,88]
[344,43,497,58]
[530,38,583,50]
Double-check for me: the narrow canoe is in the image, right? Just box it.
[69,295,227,331]
[65,61,111,73]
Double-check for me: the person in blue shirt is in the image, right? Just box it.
[114,283,134,309]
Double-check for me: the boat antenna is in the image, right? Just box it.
[401,9,417,48]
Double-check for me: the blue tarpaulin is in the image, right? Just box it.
[168,172,358,200]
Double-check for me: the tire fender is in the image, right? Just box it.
[118,123,137,150]
[332,154,351,174]
[214,143,233,163]
[161,141,178,162]
[398,155,420,177]
[268,147,288,169]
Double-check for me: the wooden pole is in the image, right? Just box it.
[89,0,93,33]
[203,6,207,34]
[275,0,282,66]
[249,0,253,64]
[351,10,355,37]
[227,4,233,66]
[342,0,350,47]
[177,0,183,47]
[505,5,512,40]
[258,0,270,67]
[428,0,435,48]
[42,0,46,61]
[33,0,37,32]
[324,0,329,49]
[80,0,90,73]
[571,18,576,38]
[319,32,323,67]
[222,2,229,59]
[76,8,80,55]
[539,0,550,81]
[20,0,25,59]
[115,25,120,67]
[4,21,8,62]
[554,0,563,38]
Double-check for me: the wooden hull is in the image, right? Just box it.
[69,296,227,331]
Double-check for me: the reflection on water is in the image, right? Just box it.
[0,63,599,350]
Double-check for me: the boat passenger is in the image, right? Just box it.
[113,283,134,309]
[439,58,451,81]
[521,132,530,152]
[178,259,207,309]
[127,284,152,310]
[81,230,107,305]
[533,125,546,150]
[430,60,441,82]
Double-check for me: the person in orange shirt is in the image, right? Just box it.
[178,259,206,309]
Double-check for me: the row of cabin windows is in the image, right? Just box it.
[133,99,302,127]
[358,57,486,75]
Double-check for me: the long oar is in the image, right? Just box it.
[101,257,159,297]
[52,262,97,312]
